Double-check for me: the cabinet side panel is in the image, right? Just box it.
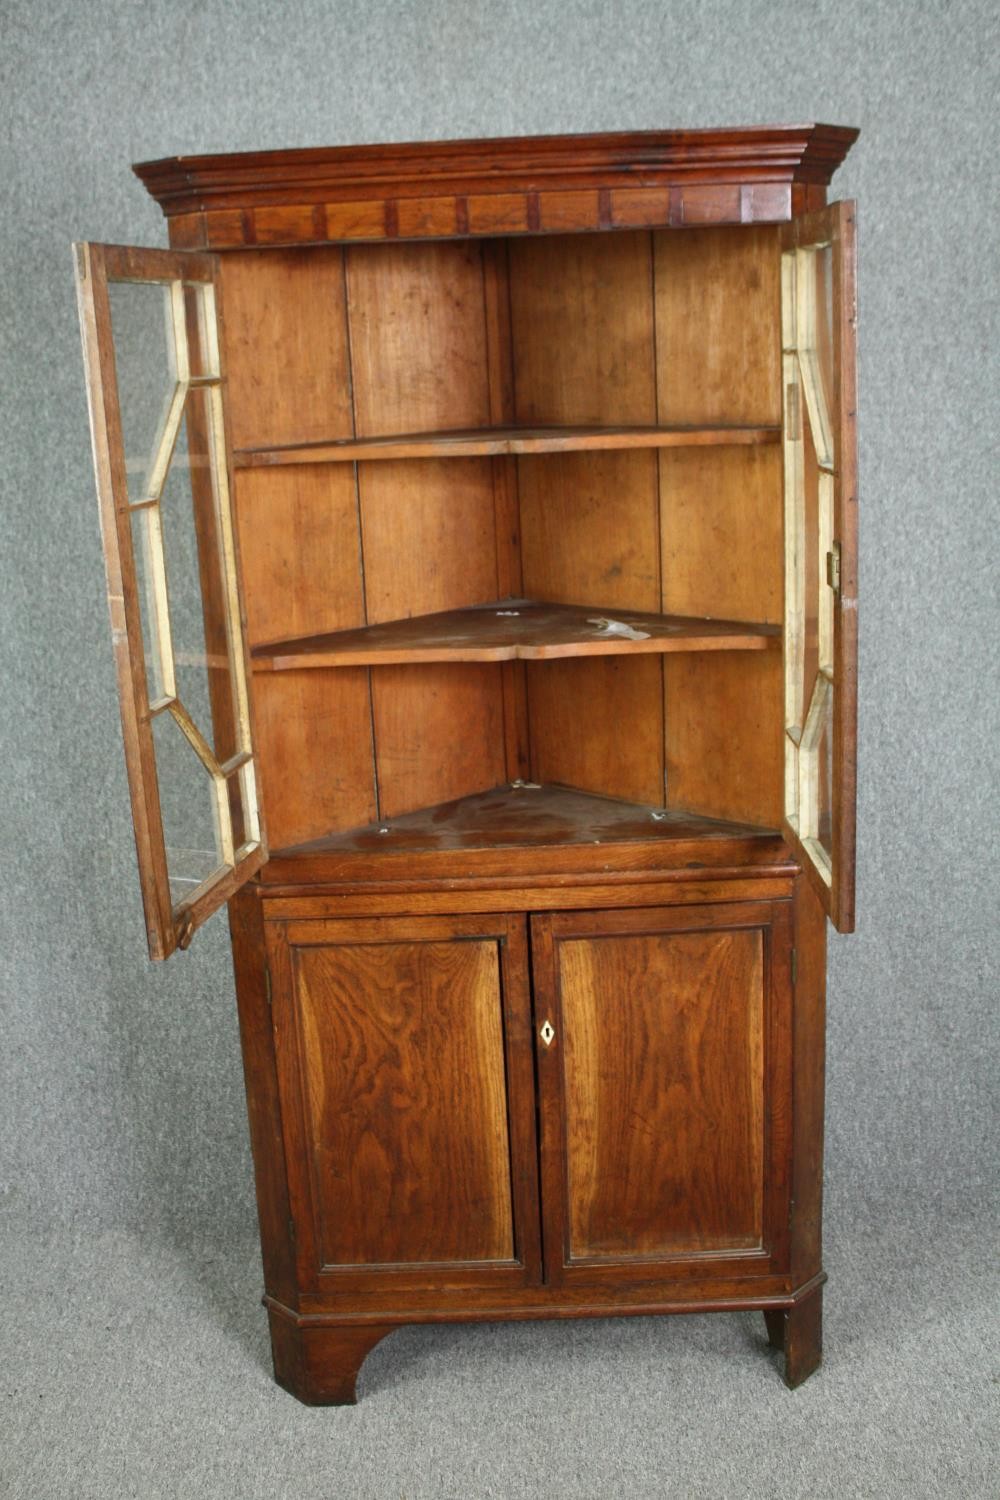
[346,242,506,814]
[559,926,765,1256]
[291,936,516,1266]
[229,890,298,1305]
[509,232,663,802]
[791,875,827,1281]
[655,225,783,825]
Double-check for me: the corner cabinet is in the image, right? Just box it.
[75,124,859,1402]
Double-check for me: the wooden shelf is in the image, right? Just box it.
[271,782,779,860]
[233,423,780,468]
[251,599,780,672]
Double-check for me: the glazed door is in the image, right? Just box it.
[266,913,542,1293]
[531,903,793,1287]
[75,244,265,959]
[780,203,859,932]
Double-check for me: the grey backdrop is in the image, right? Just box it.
[2,3,997,1497]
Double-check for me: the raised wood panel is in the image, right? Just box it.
[531,899,792,1291]
[345,240,491,436]
[255,671,376,851]
[659,445,782,624]
[556,924,765,1258]
[665,653,783,827]
[290,934,514,1266]
[654,226,781,425]
[218,248,353,449]
[264,911,542,1296]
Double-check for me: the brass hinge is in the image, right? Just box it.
[826,542,842,596]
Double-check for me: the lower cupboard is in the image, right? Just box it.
[230,883,825,1404]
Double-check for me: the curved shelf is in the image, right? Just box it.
[251,599,780,672]
[233,423,780,469]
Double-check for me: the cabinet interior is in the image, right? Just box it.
[220,225,786,854]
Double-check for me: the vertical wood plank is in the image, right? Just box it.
[510,231,662,802]
[482,239,529,782]
[254,670,376,850]
[345,240,491,436]
[219,248,354,449]
[346,241,505,816]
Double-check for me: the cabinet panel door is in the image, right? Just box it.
[75,243,265,959]
[267,913,541,1291]
[531,902,792,1285]
[780,203,858,931]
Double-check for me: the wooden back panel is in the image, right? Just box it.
[222,225,786,848]
[509,226,783,822]
[656,226,784,825]
[221,250,375,849]
[510,233,665,805]
[221,242,517,846]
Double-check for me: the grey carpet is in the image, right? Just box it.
[2,1208,996,1499]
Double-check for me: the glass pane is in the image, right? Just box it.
[182,282,220,379]
[800,411,821,734]
[108,281,180,504]
[151,710,227,909]
[129,507,172,704]
[819,693,833,860]
[159,386,244,764]
[814,243,835,433]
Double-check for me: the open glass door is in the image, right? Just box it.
[780,203,858,932]
[75,243,266,959]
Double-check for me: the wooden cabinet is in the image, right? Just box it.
[75,123,859,1401]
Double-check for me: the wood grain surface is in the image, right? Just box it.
[556,925,765,1257]
[292,934,515,1266]
[251,600,779,671]
[233,423,780,468]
